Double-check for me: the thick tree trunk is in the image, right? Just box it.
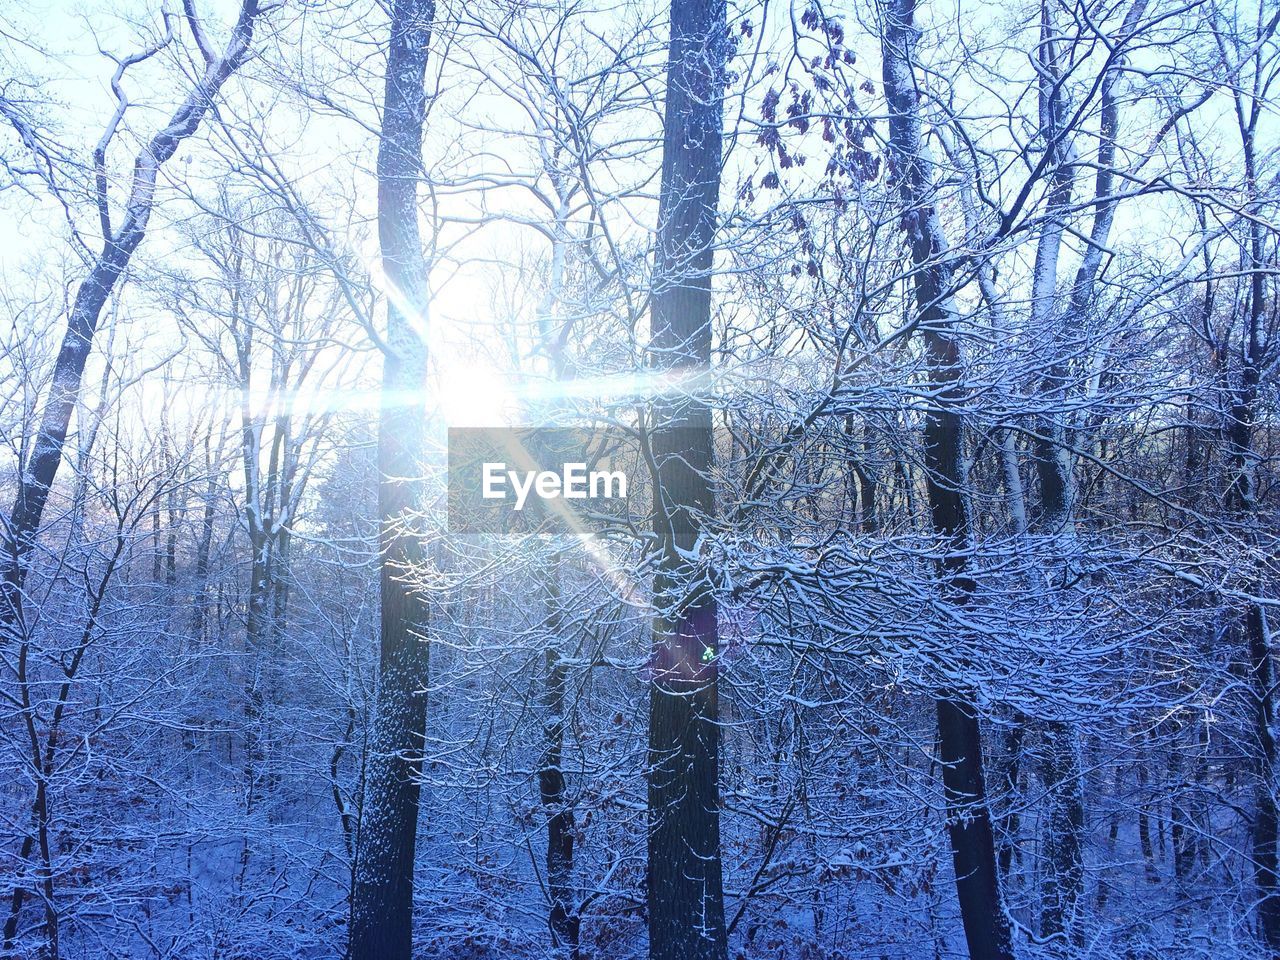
[1039,721,1085,943]
[347,2,435,959]
[879,4,1014,958]
[647,2,728,959]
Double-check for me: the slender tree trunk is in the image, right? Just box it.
[1169,725,1191,883]
[163,437,178,590]
[857,423,878,535]
[1025,4,1147,941]
[4,530,124,958]
[1230,221,1278,952]
[0,0,263,636]
[535,183,579,956]
[239,342,275,810]
[879,4,1013,958]
[0,10,263,953]
[1135,747,1156,881]
[1024,9,1085,941]
[1213,14,1280,944]
[997,722,1024,878]
[192,454,218,642]
[647,2,729,958]
[348,2,435,958]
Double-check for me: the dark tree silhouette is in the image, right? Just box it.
[347,1,435,958]
[646,1,729,958]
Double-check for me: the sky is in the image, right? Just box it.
[1,0,1270,456]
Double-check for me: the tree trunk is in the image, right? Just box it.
[879,4,1014,958]
[997,722,1024,878]
[647,2,729,958]
[541,624,579,954]
[1025,1,1087,924]
[347,2,435,959]
[0,9,264,952]
[1024,3,1147,941]
[0,0,264,636]
[1215,12,1280,945]
[1231,221,1278,953]
[1039,721,1084,944]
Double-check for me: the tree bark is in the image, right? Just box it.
[541,628,579,954]
[1039,722,1085,944]
[647,2,729,959]
[1230,188,1278,955]
[996,722,1024,879]
[347,2,435,959]
[1211,8,1280,946]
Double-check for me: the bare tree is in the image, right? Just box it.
[1209,2,1280,949]
[348,1,436,958]
[878,2,1014,957]
[1,0,269,639]
[647,1,730,958]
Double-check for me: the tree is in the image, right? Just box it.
[1023,1,1149,942]
[348,1,436,958]
[1209,2,1280,948]
[1,0,269,638]
[1,5,270,954]
[878,2,1014,957]
[646,1,730,958]
[2,2,1279,957]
